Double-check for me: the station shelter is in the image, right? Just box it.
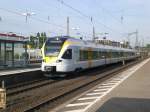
[0,33,27,68]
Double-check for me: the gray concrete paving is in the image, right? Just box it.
[95,59,150,112]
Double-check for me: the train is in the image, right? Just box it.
[41,36,139,76]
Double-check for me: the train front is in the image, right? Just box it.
[41,37,67,75]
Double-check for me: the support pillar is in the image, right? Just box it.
[12,42,14,67]
[122,60,125,65]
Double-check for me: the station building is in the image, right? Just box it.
[0,33,27,68]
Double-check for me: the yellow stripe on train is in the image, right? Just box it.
[45,56,57,63]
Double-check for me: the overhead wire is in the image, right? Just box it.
[40,0,93,36]
[0,7,65,30]
[56,0,123,35]
[94,0,122,24]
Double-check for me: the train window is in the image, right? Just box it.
[115,52,119,58]
[101,51,106,58]
[93,51,99,59]
[120,52,124,57]
[99,51,102,59]
[62,49,72,59]
[117,52,120,57]
[124,52,127,57]
[112,52,116,58]
[83,50,88,60]
[106,51,110,58]
[79,50,88,61]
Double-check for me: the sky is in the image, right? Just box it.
[0,0,150,46]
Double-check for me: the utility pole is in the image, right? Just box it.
[91,17,95,41]
[135,29,138,48]
[127,30,138,49]
[67,16,70,36]
[0,16,2,21]
[93,26,95,41]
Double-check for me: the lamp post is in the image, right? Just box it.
[22,11,36,23]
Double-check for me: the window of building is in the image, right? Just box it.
[62,49,72,59]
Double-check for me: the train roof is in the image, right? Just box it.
[47,36,136,52]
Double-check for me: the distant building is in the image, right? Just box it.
[0,33,27,68]
[94,38,130,48]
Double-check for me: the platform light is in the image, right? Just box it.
[22,11,36,23]
[72,27,80,30]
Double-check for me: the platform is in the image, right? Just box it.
[0,64,40,76]
[94,58,150,112]
[0,65,42,87]
[0,68,40,76]
[54,58,150,112]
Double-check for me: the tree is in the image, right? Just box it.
[39,32,47,48]
[28,32,47,49]
[146,44,150,48]
[28,35,37,48]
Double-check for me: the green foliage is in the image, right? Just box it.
[146,44,150,48]
[28,32,47,49]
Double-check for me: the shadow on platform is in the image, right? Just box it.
[97,97,150,112]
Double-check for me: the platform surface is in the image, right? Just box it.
[52,59,150,112]
[0,66,40,76]
[95,58,150,112]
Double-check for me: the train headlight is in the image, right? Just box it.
[56,60,62,63]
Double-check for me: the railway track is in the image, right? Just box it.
[7,78,60,96]
[1,59,141,112]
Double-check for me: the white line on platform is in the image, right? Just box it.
[86,92,103,96]
[63,109,85,112]
[97,86,111,89]
[78,97,98,101]
[66,102,91,107]
[110,79,121,82]
[93,89,107,92]
[100,83,115,86]
[103,82,117,85]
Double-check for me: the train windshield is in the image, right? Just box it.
[45,37,66,56]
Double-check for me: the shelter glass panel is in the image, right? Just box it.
[14,43,25,66]
[0,42,5,65]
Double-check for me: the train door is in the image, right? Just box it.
[100,49,106,65]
